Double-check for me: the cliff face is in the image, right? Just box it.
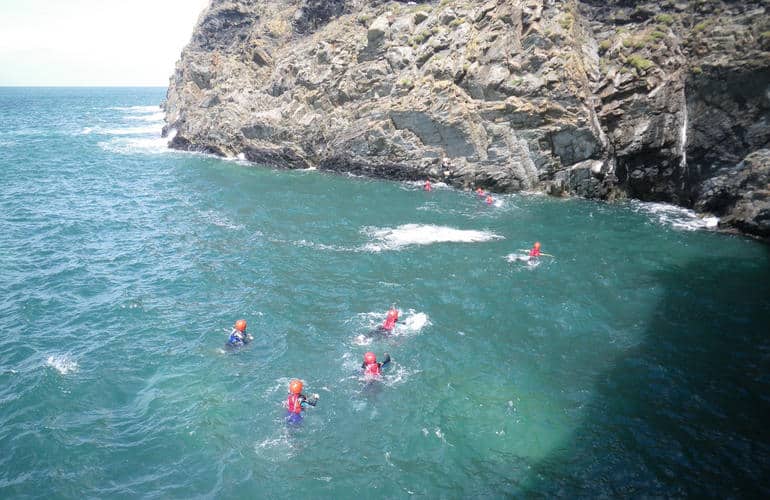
[164,0,770,238]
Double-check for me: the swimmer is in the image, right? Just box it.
[529,241,541,262]
[285,379,319,424]
[381,304,399,332]
[485,194,494,205]
[475,186,486,197]
[227,319,253,346]
[361,351,391,378]
[424,179,432,192]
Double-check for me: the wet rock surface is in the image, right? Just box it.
[164,0,770,239]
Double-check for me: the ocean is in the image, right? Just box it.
[1,87,768,497]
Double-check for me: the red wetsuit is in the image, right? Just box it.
[424,181,432,191]
[529,247,541,257]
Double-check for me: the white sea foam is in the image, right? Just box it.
[505,253,530,263]
[126,112,165,122]
[46,354,78,375]
[292,239,349,252]
[102,125,162,136]
[98,136,170,155]
[111,105,162,113]
[400,311,430,334]
[381,364,420,387]
[402,180,450,190]
[352,334,373,346]
[255,434,296,461]
[633,201,719,231]
[362,224,503,252]
[200,210,244,230]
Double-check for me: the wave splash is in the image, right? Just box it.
[362,224,503,252]
[633,201,719,231]
[46,354,78,375]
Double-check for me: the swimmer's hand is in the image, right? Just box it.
[311,393,319,400]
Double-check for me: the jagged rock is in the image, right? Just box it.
[695,149,770,237]
[164,0,770,239]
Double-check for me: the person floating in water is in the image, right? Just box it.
[381,304,399,332]
[475,186,486,197]
[227,319,253,346]
[361,351,391,378]
[424,179,432,192]
[485,194,494,205]
[529,241,541,262]
[285,379,319,424]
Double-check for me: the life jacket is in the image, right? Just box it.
[529,247,540,257]
[364,362,381,376]
[228,332,243,345]
[382,310,398,330]
[287,393,303,414]
[424,181,432,191]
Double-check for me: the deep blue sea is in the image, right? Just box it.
[1,87,769,498]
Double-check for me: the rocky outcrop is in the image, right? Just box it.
[164,0,770,239]
[695,149,770,237]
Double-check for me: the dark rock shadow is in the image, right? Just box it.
[521,252,770,497]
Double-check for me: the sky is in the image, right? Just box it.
[0,0,211,86]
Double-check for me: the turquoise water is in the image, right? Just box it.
[1,87,769,498]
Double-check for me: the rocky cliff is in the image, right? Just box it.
[164,0,770,238]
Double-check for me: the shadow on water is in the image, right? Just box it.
[522,251,770,497]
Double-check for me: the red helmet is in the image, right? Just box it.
[234,319,247,332]
[364,352,377,365]
[289,379,303,394]
[534,241,541,249]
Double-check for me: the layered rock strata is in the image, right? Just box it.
[164,0,770,238]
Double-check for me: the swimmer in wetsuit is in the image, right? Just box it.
[227,319,252,346]
[382,304,399,331]
[361,351,391,379]
[528,241,541,263]
[285,379,319,424]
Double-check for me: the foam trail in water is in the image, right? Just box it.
[633,201,718,231]
[111,105,162,113]
[126,112,165,122]
[102,125,163,136]
[362,224,502,252]
[46,354,78,375]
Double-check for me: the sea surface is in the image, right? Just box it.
[1,87,769,498]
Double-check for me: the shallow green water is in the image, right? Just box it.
[1,88,769,497]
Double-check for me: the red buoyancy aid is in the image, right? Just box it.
[364,362,381,376]
[383,309,398,330]
[529,247,541,257]
[287,393,303,414]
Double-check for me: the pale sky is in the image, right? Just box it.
[0,0,210,86]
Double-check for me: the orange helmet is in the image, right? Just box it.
[234,319,247,332]
[289,379,303,394]
[364,352,377,365]
[534,242,541,249]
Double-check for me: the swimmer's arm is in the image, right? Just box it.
[301,394,319,407]
[380,353,391,367]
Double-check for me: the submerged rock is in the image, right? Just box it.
[164,0,770,239]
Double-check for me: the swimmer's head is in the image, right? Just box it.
[364,352,377,365]
[534,242,541,249]
[234,319,247,332]
[289,379,303,394]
